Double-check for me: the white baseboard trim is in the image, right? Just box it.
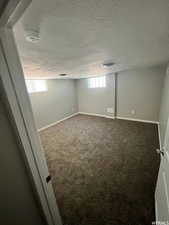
[38,113,79,132]
[116,116,159,124]
[78,112,115,119]
[38,112,160,135]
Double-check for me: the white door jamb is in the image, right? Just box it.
[0,1,62,225]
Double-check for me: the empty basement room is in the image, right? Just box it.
[8,0,169,225]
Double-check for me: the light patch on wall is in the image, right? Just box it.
[88,76,106,88]
[26,80,48,93]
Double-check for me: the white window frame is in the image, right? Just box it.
[88,76,106,88]
[26,79,48,93]
[0,1,62,225]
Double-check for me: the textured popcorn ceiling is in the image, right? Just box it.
[14,0,169,79]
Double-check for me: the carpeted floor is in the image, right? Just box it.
[40,114,160,225]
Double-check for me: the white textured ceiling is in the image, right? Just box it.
[14,0,169,79]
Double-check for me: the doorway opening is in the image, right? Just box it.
[2,0,167,224]
[12,2,161,225]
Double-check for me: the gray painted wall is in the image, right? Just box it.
[77,66,165,122]
[117,66,165,121]
[0,98,46,225]
[29,79,78,129]
[30,66,165,130]
[77,74,115,117]
[159,66,169,145]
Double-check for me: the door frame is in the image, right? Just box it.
[0,1,62,225]
[155,117,169,221]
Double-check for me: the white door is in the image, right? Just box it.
[155,118,169,222]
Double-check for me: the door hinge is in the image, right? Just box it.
[46,175,51,183]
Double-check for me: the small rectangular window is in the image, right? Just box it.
[26,80,48,93]
[88,76,106,88]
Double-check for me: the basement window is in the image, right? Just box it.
[25,80,48,93]
[88,76,106,88]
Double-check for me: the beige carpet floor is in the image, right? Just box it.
[40,114,160,225]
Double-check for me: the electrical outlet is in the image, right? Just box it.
[131,110,135,115]
[107,108,114,113]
